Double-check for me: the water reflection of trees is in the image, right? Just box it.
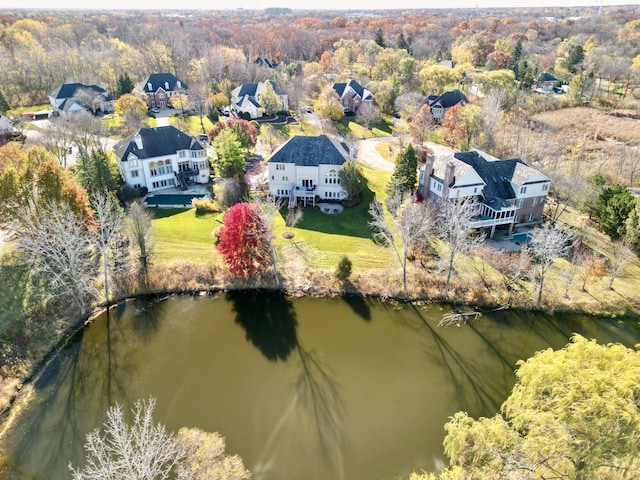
[5,298,165,478]
[228,291,298,361]
[405,304,513,417]
[342,293,371,321]
[228,291,346,472]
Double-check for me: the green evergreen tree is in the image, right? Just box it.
[212,129,244,178]
[596,183,635,239]
[75,149,123,194]
[386,144,418,198]
[509,40,523,79]
[397,33,412,55]
[374,28,387,48]
[116,72,135,97]
[0,88,10,113]
[567,44,585,73]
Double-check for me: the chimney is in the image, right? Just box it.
[442,161,455,199]
[421,155,435,200]
[134,132,143,150]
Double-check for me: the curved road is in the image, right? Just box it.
[355,137,454,172]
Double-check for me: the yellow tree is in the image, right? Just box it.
[314,85,344,123]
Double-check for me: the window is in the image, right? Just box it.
[282,176,288,182]
[131,170,139,178]
[532,197,538,207]
[528,212,535,221]
[515,215,520,223]
[178,151,186,158]
[473,187,477,193]
[517,199,524,208]
[302,179,314,188]
[129,159,138,167]
[325,170,338,184]
[276,164,285,171]
[542,183,549,192]
[520,186,527,194]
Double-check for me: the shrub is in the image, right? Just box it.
[192,198,219,213]
[335,256,352,282]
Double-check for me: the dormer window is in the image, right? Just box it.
[520,186,527,194]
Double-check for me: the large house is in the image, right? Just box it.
[426,89,468,123]
[113,125,209,193]
[267,135,356,206]
[331,79,373,113]
[141,73,188,109]
[231,81,288,119]
[0,115,14,135]
[419,149,551,238]
[49,83,114,116]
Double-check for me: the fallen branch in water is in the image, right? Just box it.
[438,305,509,327]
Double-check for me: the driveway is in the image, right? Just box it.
[355,137,454,172]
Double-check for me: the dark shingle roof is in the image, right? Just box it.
[267,135,349,167]
[332,80,370,100]
[50,83,108,100]
[540,72,558,82]
[430,89,468,108]
[255,55,277,68]
[454,150,521,201]
[142,73,187,93]
[114,126,203,161]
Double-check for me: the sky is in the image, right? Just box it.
[5,0,635,10]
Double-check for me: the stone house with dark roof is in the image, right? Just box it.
[426,89,468,123]
[141,73,187,109]
[49,83,114,116]
[231,81,288,119]
[419,149,551,238]
[332,80,373,113]
[113,125,209,192]
[267,135,356,206]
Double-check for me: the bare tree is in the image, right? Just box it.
[368,194,435,297]
[355,103,382,133]
[526,224,573,308]
[481,88,507,151]
[607,241,635,290]
[127,200,154,287]
[434,198,485,298]
[66,112,111,154]
[252,196,283,288]
[92,191,128,304]
[13,202,97,315]
[38,116,74,168]
[74,87,106,115]
[69,398,186,480]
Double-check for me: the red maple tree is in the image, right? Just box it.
[216,202,270,278]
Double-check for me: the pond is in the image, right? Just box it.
[1,293,639,479]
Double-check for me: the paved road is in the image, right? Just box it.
[355,137,454,172]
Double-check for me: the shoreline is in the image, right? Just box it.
[1,277,638,435]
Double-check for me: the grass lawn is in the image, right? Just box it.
[172,114,215,135]
[375,141,401,162]
[337,117,393,140]
[151,208,222,264]
[150,166,394,271]
[7,104,50,115]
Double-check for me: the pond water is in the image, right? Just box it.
[1,293,639,480]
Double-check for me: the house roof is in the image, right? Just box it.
[438,60,456,69]
[255,55,277,68]
[237,94,261,109]
[540,72,558,82]
[432,155,472,187]
[332,79,372,100]
[454,150,524,201]
[267,135,349,167]
[429,89,468,108]
[50,83,109,100]
[142,73,187,93]
[233,81,284,100]
[113,125,203,161]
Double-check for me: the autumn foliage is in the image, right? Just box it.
[216,202,270,278]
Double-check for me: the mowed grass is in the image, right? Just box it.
[151,209,222,263]
[151,166,394,270]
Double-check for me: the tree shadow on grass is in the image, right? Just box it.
[293,184,375,240]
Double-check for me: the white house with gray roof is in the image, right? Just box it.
[419,149,551,238]
[113,126,209,193]
[267,135,355,207]
[49,83,114,116]
[231,81,288,119]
